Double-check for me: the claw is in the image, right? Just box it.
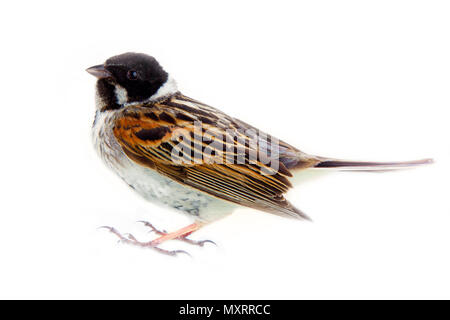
[181,238,217,247]
[169,250,192,257]
[174,250,192,257]
[198,239,217,247]
[124,233,137,241]
[98,226,122,238]
[98,226,113,231]
[137,220,166,235]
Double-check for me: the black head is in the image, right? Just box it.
[87,53,170,109]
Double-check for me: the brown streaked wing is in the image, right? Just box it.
[112,94,315,219]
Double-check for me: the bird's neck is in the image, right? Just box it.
[146,76,178,102]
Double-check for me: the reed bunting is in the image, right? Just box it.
[87,52,432,256]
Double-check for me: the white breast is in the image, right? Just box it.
[92,110,236,222]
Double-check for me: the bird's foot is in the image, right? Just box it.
[99,226,190,257]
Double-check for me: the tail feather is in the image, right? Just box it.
[313,158,433,172]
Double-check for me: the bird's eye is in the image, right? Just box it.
[127,70,138,80]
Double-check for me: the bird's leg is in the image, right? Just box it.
[99,226,190,257]
[138,221,216,247]
[149,222,202,246]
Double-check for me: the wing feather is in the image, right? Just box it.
[112,93,315,219]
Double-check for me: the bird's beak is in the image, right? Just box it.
[86,64,112,79]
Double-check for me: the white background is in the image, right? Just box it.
[0,0,449,299]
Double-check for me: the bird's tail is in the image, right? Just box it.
[312,157,433,172]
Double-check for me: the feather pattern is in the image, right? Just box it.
[112,93,319,219]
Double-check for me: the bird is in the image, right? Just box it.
[87,52,432,256]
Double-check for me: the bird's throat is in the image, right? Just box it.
[96,79,122,111]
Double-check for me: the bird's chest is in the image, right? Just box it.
[91,110,235,222]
